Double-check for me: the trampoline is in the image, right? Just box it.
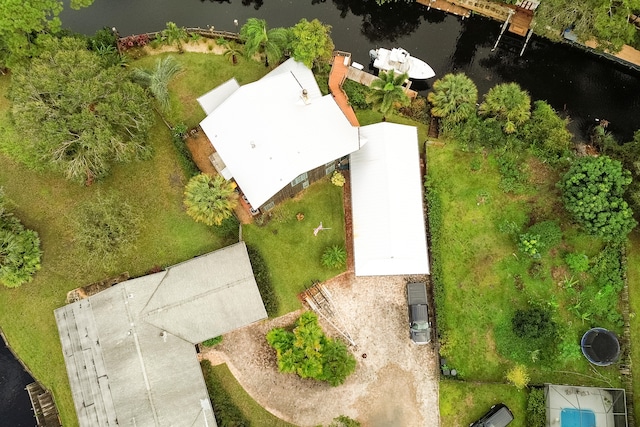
[581,328,620,366]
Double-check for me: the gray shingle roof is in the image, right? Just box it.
[55,242,267,427]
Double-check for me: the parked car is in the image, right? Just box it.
[469,403,514,427]
[406,282,431,344]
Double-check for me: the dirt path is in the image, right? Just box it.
[200,275,439,427]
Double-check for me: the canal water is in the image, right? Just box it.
[59,0,640,142]
[0,334,36,426]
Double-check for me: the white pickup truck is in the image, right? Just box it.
[406,282,431,345]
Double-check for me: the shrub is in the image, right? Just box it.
[246,245,279,317]
[518,233,543,258]
[74,193,141,265]
[212,216,240,243]
[528,220,562,249]
[266,311,356,386]
[342,79,371,109]
[321,245,347,269]
[183,174,239,226]
[565,252,589,273]
[512,307,556,340]
[399,96,429,124]
[425,179,445,330]
[200,360,249,427]
[505,364,530,390]
[329,415,361,427]
[202,336,223,347]
[496,151,528,194]
[331,171,346,187]
[171,124,200,177]
[526,388,546,427]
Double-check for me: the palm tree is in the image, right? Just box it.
[131,56,182,112]
[479,82,531,134]
[183,174,239,226]
[161,22,189,53]
[366,71,411,119]
[217,37,244,65]
[428,73,478,123]
[239,18,289,66]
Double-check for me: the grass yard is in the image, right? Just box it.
[427,142,623,388]
[0,59,240,425]
[439,379,529,427]
[243,178,346,316]
[201,361,296,427]
[626,230,640,422]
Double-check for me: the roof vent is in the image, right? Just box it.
[301,88,310,105]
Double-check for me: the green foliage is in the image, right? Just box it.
[342,79,371,109]
[183,174,239,226]
[565,252,590,273]
[9,36,154,184]
[170,124,200,177]
[246,245,279,317]
[428,73,478,124]
[479,83,531,134]
[161,22,189,52]
[526,388,546,427]
[266,311,356,386]
[512,307,557,340]
[289,18,334,68]
[0,190,42,288]
[331,171,346,187]
[131,56,182,112]
[496,151,529,194]
[202,336,223,347]
[240,18,288,66]
[321,245,347,269]
[559,155,637,241]
[425,178,445,330]
[517,233,543,258]
[520,100,572,164]
[505,364,530,390]
[200,360,249,427]
[74,193,141,266]
[528,220,562,249]
[366,70,411,118]
[399,96,429,124]
[328,415,361,427]
[212,216,239,243]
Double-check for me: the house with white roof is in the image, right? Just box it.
[198,58,364,212]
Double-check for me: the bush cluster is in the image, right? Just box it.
[425,179,445,330]
[246,245,279,317]
[526,388,546,427]
[171,124,200,177]
[342,79,371,109]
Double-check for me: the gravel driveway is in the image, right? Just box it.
[200,273,440,427]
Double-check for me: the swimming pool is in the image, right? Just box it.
[561,408,596,427]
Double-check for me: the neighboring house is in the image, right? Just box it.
[54,242,267,427]
[350,122,430,276]
[197,58,364,213]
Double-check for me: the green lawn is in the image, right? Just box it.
[626,230,640,422]
[243,178,346,315]
[428,142,622,388]
[439,380,529,427]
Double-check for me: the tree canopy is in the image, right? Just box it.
[0,189,42,288]
[183,174,239,226]
[131,56,182,112]
[520,100,572,163]
[289,18,335,68]
[240,18,288,66]
[559,155,637,241]
[479,82,531,134]
[428,73,478,124]
[9,36,154,184]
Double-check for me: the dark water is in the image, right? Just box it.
[59,0,640,141]
[0,336,36,427]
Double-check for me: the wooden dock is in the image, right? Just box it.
[415,0,471,18]
[26,382,62,427]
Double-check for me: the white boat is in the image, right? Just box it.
[369,47,436,80]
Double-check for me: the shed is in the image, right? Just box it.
[350,122,430,276]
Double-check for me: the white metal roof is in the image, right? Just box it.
[197,78,240,115]
[350,122,430,276]
[199,59,361,208]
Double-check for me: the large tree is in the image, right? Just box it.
[0,189,42,288]
[183,174,239,226]
[520,100,572,162]
[9,36,154,184]
[239,18,288,66]
[559,155,637,241]
[479,82,531,134]
[427,73,478,124]
[288,18,335,68]
[131,56,182,113]
[366,70,411,119]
